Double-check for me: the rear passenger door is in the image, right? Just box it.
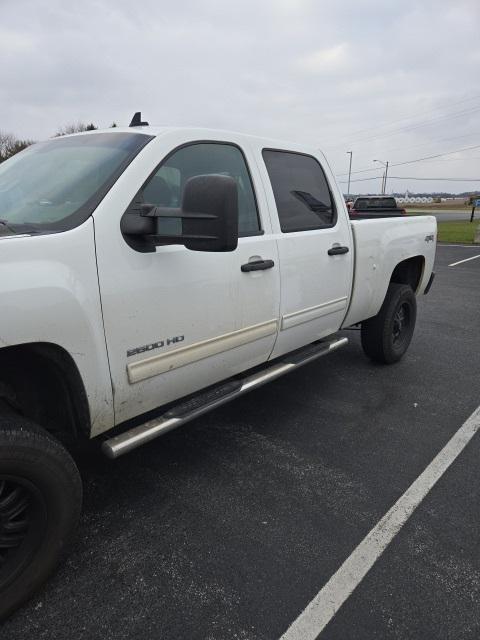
[257,148,353,358]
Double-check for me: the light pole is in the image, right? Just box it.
[373,159,389,194]
[346,151,353,197]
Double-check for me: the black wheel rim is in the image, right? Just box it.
[0,475,47,590]
[392,302,411,347]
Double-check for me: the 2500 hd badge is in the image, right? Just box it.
[127,335,185,357]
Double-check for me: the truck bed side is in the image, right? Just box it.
[342,215,436,327]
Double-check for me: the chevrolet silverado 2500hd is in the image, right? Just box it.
[0,118,436,617]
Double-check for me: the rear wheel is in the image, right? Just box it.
[0,416,82,620]
[361,283,417,364]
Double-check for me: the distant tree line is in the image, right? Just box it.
[54,122,98,137]
[0,131,34,163]
[0,121,118,163]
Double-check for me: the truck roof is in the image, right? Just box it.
[49,125,326,158]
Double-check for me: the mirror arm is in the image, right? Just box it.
[139,204,217,220]
[148,233,220,242]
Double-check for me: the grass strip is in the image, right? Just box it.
[437,220,479,244]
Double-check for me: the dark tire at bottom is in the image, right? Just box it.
[361,283,417,364]
[0,417,82,620]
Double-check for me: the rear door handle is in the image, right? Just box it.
[328,246,349,256]
[241,259,275,272]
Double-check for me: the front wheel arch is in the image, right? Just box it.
[0,342,91,445]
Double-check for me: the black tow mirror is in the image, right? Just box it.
[182,174,238,252]
[121,174,239,253]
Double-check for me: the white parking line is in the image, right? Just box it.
[449,254,480,267]
[280,405,480,640]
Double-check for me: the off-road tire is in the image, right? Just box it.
[0,416,82,620]
[361,283,417,364]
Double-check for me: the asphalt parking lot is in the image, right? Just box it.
[3,244,480,640]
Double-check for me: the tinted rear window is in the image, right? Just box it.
[354,197,397,210]
[262,149,336,232]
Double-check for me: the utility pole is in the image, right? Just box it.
[383,161,389,194]
[374,159,389,195]
[347,151,353,197]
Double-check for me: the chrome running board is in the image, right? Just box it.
[102,336,348,459]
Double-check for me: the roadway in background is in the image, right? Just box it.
[408,209,474,222]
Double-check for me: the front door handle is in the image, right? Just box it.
[241,259,275,272]
[328,245,349,256]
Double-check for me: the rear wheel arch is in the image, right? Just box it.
[389,255,425,293]
[0,343,90,445]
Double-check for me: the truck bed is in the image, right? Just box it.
[342,215,437,327]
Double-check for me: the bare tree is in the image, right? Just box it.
[55,122,98,137]
[0,131,34,163]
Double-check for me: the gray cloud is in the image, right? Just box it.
[1,0,479,192]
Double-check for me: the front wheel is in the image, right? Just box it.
[361,283,417,364]
[0,417,82,620]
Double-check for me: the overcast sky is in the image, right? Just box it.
[1,0,479,194]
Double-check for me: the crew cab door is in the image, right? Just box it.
[94,134,280,424]
[255,146,353,358]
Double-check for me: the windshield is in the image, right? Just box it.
[0,132,152,235]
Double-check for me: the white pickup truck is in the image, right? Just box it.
[0,115,436,617]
